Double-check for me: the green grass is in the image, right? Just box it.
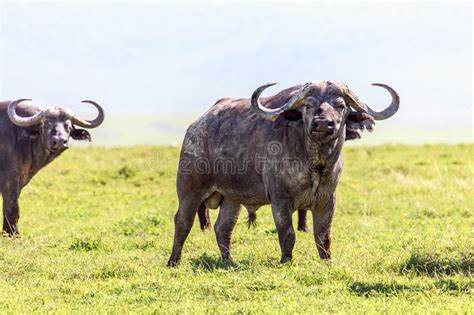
[0,144,473,313]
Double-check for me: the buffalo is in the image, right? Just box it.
[0,99,104,236]
[168,80,399,266]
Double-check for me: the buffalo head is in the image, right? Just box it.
[251,81,399,143]
[7,99,105,153]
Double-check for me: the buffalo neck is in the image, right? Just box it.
[20,135,61,184]
[304,132,344,174]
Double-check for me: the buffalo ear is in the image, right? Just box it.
[280,109,302,121]
[273,109,303,129]
[345,111,375,141]
[71,128,92,142]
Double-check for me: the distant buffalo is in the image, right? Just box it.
[169,81,399,266]
[0,99,104,236]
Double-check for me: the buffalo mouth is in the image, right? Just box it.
[46,144,69,154]
[311,128,335,138]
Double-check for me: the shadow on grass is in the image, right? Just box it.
[190,253,251,272]
[434,279,472,293]
[348,281,415,297]
[399,251,473,276]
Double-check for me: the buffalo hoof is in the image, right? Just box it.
[297,225,309,232]
[221,256,235,264]
[318,251,331,260]
[200,223,211,231]
[167,260,179,267]
[280,256,292,264]
[2,229,20,238]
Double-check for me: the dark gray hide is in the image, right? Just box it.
[0,99,104,235]
[168,81,399,266]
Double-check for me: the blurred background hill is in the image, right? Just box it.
[88,114,472,147]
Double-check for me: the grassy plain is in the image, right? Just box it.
[0,144,472,313]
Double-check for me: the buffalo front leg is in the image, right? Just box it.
[2,180,21,236]
[312,194,335,259]
[272,201,296,263]
[214,198,241,261]
[297,209,309,232]
[167,195,202,267]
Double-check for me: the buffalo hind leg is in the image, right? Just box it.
[214,198,241,261]
[197,203,211,230]
[312,194,335,259]
[2,179,21,237]
[167,195,202,267]
[272,201,296,263]
[297,209,309,232]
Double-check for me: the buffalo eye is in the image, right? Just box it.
[304,96,320,108]
[333,98,345,110]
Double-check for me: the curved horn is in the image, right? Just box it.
[251,82,314,121]
[346,83,400,120]
[63,100,105,129]
[7,99,45,127]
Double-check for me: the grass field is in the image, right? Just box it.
[0,144,472,313]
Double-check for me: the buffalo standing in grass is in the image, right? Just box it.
[0,99,104,236]
[169,81,399,266]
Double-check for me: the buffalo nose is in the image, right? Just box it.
[52,139,69,149]
[313,118,334,131]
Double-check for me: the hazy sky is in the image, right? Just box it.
[0,2,472,127]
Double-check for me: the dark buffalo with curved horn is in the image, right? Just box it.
[0,99,105,235]
[168,80,399,266]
